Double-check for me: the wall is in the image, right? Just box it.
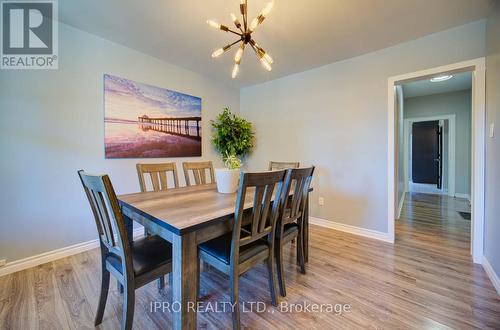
[404,90,472,196]
[0,23,240,263]
[484,2,500,283]
[240,20,485,233]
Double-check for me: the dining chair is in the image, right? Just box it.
[275,166,315,297]
[268,161,300,171]
[136,162,179,192]
[198,170,286,330]
[136,163,178,287]
[182,161,215,186]
[78,170,173,330]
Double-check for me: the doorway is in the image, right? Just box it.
[403,115,456,197]
[387,58,485,263]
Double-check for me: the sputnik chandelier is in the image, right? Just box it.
[207,0,274,79]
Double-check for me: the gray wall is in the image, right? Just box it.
[485,2,500,281]
[240,21,485,233]
[404,90,472,196]
[0,23,240,263]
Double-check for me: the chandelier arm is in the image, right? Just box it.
[249,42,261,59]
[227,28,243,36]
[229,39,243,48]
[243,0,248,32]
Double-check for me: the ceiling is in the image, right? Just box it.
[59,0,495,88]
[402,72,472,98]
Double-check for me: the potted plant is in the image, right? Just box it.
[211,107,254,193]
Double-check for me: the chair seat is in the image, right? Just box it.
[283,222,299,238]
[199,232,268,265]
[107,235,172,276]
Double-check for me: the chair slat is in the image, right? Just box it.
[258,184,274,233]
[182,161,215,186]
[159,171,168,190]
[136,163,179,192]
[150,172,160,191]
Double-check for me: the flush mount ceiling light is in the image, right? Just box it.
[207,0,274,79]
[430,75,453,82]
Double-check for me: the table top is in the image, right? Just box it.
[118,184,258,235]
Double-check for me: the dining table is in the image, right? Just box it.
[118,183,310,330]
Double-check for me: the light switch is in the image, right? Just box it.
[318,197,324,206]
[490,123,495,138]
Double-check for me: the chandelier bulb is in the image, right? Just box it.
[260,57,272,71]
[232,63,240,79]
[207,20,220,29]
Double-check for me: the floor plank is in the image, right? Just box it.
[0,192,499,329]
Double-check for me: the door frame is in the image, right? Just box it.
[404,115,456,197]
[387,58,485,263]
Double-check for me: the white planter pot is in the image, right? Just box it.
[215,168,241,193]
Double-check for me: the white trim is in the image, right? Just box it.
[0,228,144,277]
[309,217,393,243]
[482,256,500,295]
[388,58,486,263]
[397,191,406,220]
[454,193,471,200]
[403,115,456,197]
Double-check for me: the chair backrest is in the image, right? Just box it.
[279,167,315,225]
[136,162,179,192]
[182,161,215,186]
[231,170,287,261]
[77,170,131,264]
[269,161,300,171]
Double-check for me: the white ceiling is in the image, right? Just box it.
[402,72,472,98]
[59,0,495,87]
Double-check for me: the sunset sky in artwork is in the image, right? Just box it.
[104,74,201,121]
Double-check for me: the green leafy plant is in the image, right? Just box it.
[224,153,242,170]
[211,107,254,168]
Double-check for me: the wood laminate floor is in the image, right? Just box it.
[0,192,499,329]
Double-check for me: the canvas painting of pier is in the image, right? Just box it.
[104,74,202,158]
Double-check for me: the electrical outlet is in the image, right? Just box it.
[0,259,6,267]
[490,123,495,138]
[318,197,324,206]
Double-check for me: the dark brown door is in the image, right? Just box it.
[412,121,440,184]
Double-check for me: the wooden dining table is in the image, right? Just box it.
[118,183,310,330]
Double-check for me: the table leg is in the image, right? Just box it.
[304,194,309,263]
[172,232,198,330]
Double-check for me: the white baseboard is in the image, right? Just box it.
[0,228,144,277]
[309,217,392,243]
[482,256,500,295]
[454,193,470,201]
[397,191,406,220]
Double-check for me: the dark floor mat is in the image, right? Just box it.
[458,211,471,220]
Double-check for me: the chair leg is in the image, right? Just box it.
[197,258,201,299]
[122,284,135,330]
[94,269,110,326]
[266,249,279,307]
[230,272,240,330]
[275,239,287,297]
[297,230,306,275]
[157,276,165,291]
